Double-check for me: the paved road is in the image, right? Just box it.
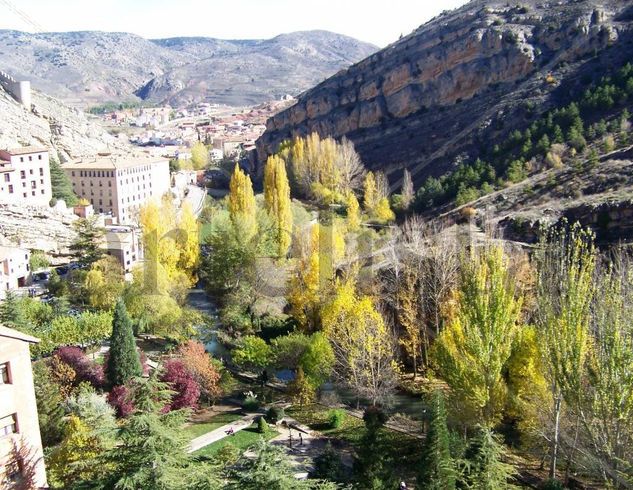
[188,413,258,453]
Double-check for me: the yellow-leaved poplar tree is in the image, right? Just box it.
[228,164,257,240]
[346,193,361,232]
[263,154,293,258]
[432,245,523,427]
[176,201,200,286]
[190,141,209,170]
[363,171,378,212]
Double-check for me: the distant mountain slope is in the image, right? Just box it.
[0,29,377,107]
[255,0,633,188]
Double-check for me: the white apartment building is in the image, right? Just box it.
[0,147,52,207]
[62,153,170,224]
[0,326,47,488]
[0,247,30,300]
[103,226,143,274]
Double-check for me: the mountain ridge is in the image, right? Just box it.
[0,29,377,107]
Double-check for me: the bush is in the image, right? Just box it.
[243,395,260,412]
[107,385,134,418]
[311,442,345,482]
[257,416,269,434]
[328,409,345,429]
[266,406,285,424]
[214,442,240,466]
[539,479,565,490]
[53,347,104,388]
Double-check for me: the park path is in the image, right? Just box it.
[187,413,258,453]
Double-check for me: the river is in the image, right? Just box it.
[186,285,429,420]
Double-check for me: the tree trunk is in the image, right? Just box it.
[549,395,562,480]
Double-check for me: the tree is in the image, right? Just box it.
[398,265,423,374]
[160,359,201,411]
[401,169,414,210]
[288,250,322,332]
[47,415,104,488]
[461,427,518,489]
[264,154,293,258]
[300,332,335,388]
[322,278,398,406]
[228,164,258,241]
[49,157,78,205]
[346,192,361,232]
[227,439,336,489]
[288,366,316,407]
[84,376,222,490]
[311,442,345,482]
[363,171,378,212]
[190,141,209,170]
[54,346,104,388]
[433,246,522,427]
[336,137,366,193]
[535,222,595,479]
[257,416,269,435]
[175,202,200,286]
[70,216,105,267]
[0,290,27,329]
[231,336,272,371]
[106,300,142,387]
[372,197,395,223]
[83,256,124,310]
[419,391,456,489]
[177,341,222,403]
[107,384,135,418]
[33,361,65,447]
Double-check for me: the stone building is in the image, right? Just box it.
[0,147,52,207]
[0,326,47,488]
[62,153,170,224]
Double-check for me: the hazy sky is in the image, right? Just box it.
[0,0,469,47]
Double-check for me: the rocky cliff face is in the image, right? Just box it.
[256,0,633,187]
[0,81,128,162]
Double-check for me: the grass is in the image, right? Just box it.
[184,412,243,439]
[199,222,214,241]
[192,422,278,458]
[287,404,422,482]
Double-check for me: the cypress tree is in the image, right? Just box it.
[419,391,456,489]
[49,157,78,205]
[106,300,141,387]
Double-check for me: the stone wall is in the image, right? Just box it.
[0,70,31,109]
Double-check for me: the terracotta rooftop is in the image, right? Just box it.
[1,146,48,156]
[0,325,40,343]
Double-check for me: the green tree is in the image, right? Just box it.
[82,375,222,490]
[50,157,78,205]
[33,361,65,447]
[227,439,336,489]
[433,246,523,427]
[461,427,518,489]
[0,290,28,329]
[70,216,105,267]
[231,336,272,371]
[535,222,595,479]
[419,391,457,489]
[311,442,345,482]
[106,300,141,387]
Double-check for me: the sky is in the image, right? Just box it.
[0,0,469,47]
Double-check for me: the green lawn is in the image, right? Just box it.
[184,412,242,439]
[192,423,278,458]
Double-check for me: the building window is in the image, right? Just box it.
[8,185,13,193]
[28,156,32,161]
[0,362,11,384]
[3,174,8,182]
[72,171,75,177]
[0,414,17,437]
[41,189,45,194]
[20,170,25,179]
[40,179,44,184]
[29,169,33,175]
[22,193,26,198]
[31,181,36,189]
[39,168,43,176]
[38,154,42,160]
[19,157,23,163]
[31,191,35,196]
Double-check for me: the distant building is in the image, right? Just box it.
[103,226,143,274]
[0,326,47,488]
[0,247,31,300]
[62,153,170,224]
[0,147,52,207]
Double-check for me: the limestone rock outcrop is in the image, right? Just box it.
[256,0,633,189]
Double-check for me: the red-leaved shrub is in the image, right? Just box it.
[160,359,200,411]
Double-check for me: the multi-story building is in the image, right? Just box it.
[62,153,170,224]
[0,326,47,488]
[103,226,143,274]
[0,247,31,300]
[0,147,52,207]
